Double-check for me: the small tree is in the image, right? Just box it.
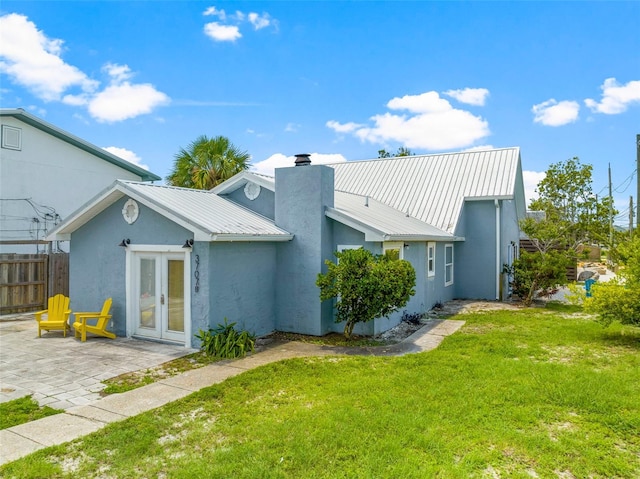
[505,249,573,306]
[586,235,640,327]
[513,157,615,304]
[316,248,416,339]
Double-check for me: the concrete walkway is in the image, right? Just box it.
[0,318,464,466]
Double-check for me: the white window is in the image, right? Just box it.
[444,244,454,286]
[427,242,435,277]
[383,242,404,260]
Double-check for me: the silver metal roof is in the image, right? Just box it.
[328,192,458,241]
[330,147,521,234]
[49,180,292,242]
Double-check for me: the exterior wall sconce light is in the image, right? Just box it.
[404,243,410,249]
[182,239,194,248]
[119,238,131,247]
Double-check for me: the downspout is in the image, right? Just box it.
[495,199,501,300]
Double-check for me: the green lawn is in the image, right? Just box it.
[0,396,61,431]
[2,308,639,478]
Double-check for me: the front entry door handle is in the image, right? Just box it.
[160,294,165,305]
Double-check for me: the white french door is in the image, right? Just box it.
[129,250,189,344]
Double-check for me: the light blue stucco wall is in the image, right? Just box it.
[328,221,456,335]
[223,187,275,220]
[274,165,334,335]
[454,200,498,300]
[70,198,191,336]
[207,242,277,337]
[500,198,522,298]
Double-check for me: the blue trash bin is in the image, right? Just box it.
[585,278,596,298]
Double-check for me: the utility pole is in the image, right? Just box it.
[607,163,613,263]
[636,134,639,234]
[609,163,613,251]
[630,196,634,240]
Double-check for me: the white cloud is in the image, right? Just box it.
[523,170,546,207]
[252,153,347,176]
[248,12,271,30]
[86,62,169,122]
[326,120,364,134]
[532,99,580,126]
[584,78,640,114]
[88,82,169,123]
[0,13,98,101]
[0,14,168,123]
[463,144,495,152]
[204,22,241,42]
[202,8,276,42]
[203,6,226,20]
[327,91,490,151]
[284,122,300,132]
[443,88,490,106]
[103,63,133,84]
[103,146,149,170]
[387,91,451,113]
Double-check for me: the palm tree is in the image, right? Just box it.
[166,135,251,189]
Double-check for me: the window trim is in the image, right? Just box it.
[444,244,454,286]
[1,125,22,150]
[427,242,435,277]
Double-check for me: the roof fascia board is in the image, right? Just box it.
[325,208,386,242]
[1,109,161,181]
[327,207,459,243]
[211,171,275,195]
[384,234,464,242]
[210,234,293,242]
[464,195,513,202]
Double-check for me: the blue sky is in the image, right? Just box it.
[1,1,639,225]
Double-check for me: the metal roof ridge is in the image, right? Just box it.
[328,146,520,166]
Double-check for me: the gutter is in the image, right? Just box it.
[495,199,501,300]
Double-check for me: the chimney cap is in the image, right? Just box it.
[294,153,311,166]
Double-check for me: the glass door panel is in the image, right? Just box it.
[138,257,159,333]
[133,252,186,343]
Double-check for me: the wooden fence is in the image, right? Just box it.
[0,253,69,314]
[519,239,577,282]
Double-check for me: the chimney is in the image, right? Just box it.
[294,153,311,166]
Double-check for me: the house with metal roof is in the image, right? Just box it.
[0,109,160,253]
[47,147,525,347]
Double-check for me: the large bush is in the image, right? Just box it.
[586,236,640,326]
[505,249,572,306]
[316,248,416,339]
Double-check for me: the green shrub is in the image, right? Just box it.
[316,248,416,339]
[564,282,586,306]
[586,236,640,327]
[504,249,572,306]
[195,318,255,358]
[586,281,640,327]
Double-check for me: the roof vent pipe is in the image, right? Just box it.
[294,153,311,166]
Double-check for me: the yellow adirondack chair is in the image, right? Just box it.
[35,294,71,337]
[73,298,115,342]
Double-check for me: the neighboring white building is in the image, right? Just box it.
[0,109,161,253]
